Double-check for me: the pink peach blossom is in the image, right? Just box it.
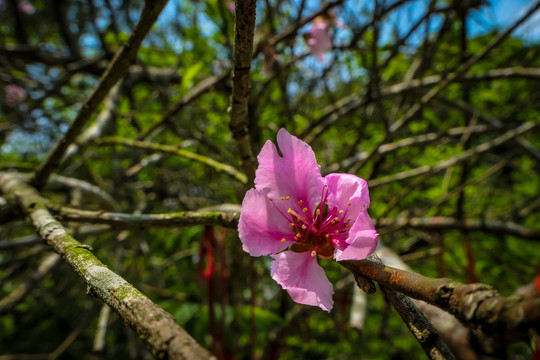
[238,129,378,311]
[5,84,27,107]
[305,17,333,62]
[18,0,35,14]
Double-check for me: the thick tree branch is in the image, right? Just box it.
[342,258,540,342]
[229,0,257,186]
[0,173,213,360]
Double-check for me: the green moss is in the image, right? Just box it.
[113,284,144,301]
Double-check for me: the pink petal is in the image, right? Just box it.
[226,1,235,15]
[255,129,323,214]
[307,26,332,63]
[271,251,334,311]
[238,188,294,256]
[18,1,35,14]
[334,209,378,261]
[325,173,370,220]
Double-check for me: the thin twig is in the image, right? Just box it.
[96,136,248,184]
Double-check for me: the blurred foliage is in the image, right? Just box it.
[1,0,540,359]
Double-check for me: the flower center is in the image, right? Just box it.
[270,185,352,259]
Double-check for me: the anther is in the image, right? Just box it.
[281,196,285,200]
[269,198,273,201]
[316,209,321,215]
[347,202,351,206]
[298,200,304,206]
[311,250,317,257]
[339,210,344,214]
[286,196,290,200]
[302,208,308,213]
[281,238,286,243]
[334,217,339,221]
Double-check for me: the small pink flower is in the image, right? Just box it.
[226,1,235,15]
[305,16,333,62]
[238,129,378,311]
[18,0,35,14]
[5,84,27,107]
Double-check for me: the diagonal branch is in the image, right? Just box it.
[0,172,213,360]
[30,0,169,190]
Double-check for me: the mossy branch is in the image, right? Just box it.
[0,172,213,360]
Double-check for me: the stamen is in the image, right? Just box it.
[302,208,308,213]
[334,217,339,221]
[281,196,285,200]
[281,238,286,242]
[302,225,307,230]
[339,210,344,214]
[290,223,295,227]
[311,250,317,257]
[286,196,290,200]
[347,202,351,206]
[316,209,321,215]
[298,200,303,206]
[269,198,273,201]
[287,208,301,218]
